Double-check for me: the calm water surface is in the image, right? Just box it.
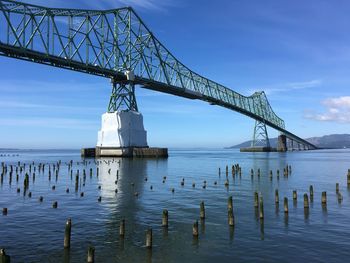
[0,148,350,262]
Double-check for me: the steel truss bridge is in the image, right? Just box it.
[0,0,316,150]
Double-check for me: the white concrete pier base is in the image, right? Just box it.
[97,110,148,148]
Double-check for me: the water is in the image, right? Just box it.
[1,148,350,262]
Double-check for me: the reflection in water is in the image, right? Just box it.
[284,213,289,227]
[200,219,205,234]
[229,226,235,242]
[304,208,310,222]
[260,220,264,240]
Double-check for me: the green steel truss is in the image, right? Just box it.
[108,80,138,112]
[0,0,316,149]
[251,120,270,148]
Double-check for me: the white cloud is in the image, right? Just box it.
[248,79,322,95]
[304,96,350,123]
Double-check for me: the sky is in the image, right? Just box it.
[1,0,350,149]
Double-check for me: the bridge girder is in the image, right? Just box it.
[0,0,317,150]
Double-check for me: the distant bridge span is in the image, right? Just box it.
[0,0,316,150]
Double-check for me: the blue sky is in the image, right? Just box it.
[1,0,350,149]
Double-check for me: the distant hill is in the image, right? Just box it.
[228,134,350,149]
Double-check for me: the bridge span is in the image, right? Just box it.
[0,0,316,151]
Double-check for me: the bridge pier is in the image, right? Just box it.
[240,121,275,152]
[277,134,287,152]
[86,74,167,158]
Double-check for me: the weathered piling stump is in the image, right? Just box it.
[228,208,234,226]
[304,193,309,208]
[275,189,279,203]
[162,209,168,227]
[53,201,58,208]
[193,220,199,237]
[200,201,206,219]
[66,188,69,193]
[284,197,288,214]
[336,183,339,193]
[269,170,273,180]
[87,246,95,263]
[64,218,72,249]
[347,169,350,186]
[192,182,195,188]
[224,180,229,187]
[309,185,314,201]
[80,192,84,197]
[2,208,8,215]
[321,191,327,205]
[75,175,79,191]
[98,196,102,202]
[28,192,32,198]
[259,196,264,219]
[228,196,233,211]
[293,190,297,200]
[146,228,153,249]
[119,219,125,237]
[254,192,259,207]
[16,188,20,193]
[0,249,11,263]
[39,196,43,202]
[338,192,343,203]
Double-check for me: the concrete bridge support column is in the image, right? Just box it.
[277,134,287,152]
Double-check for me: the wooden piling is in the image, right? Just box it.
[200,201,205,219]
[192,220,199,237]
[64,218,72,248]
[162,209,168,227]
[53,201,58,208]
[275,189,279,203]
[304,193,309,208]
[254,192,259,207]
[293,190,297,200]
[259,196,264,219]
[321,191,327,204]
[309,185,314,198]
[2,208,7,215]
[87,246,95,263]
[228,196,233,211]
[228,208,234,226]
[284,197,288,213]
[336,183,339,193]
[119,219,125,237]
[146,228,152,249]
[0,249,11,263]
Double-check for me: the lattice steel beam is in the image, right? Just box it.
[0,0,317,149]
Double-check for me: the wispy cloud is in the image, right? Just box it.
[248,79,322,95]
[304,96,350,123]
